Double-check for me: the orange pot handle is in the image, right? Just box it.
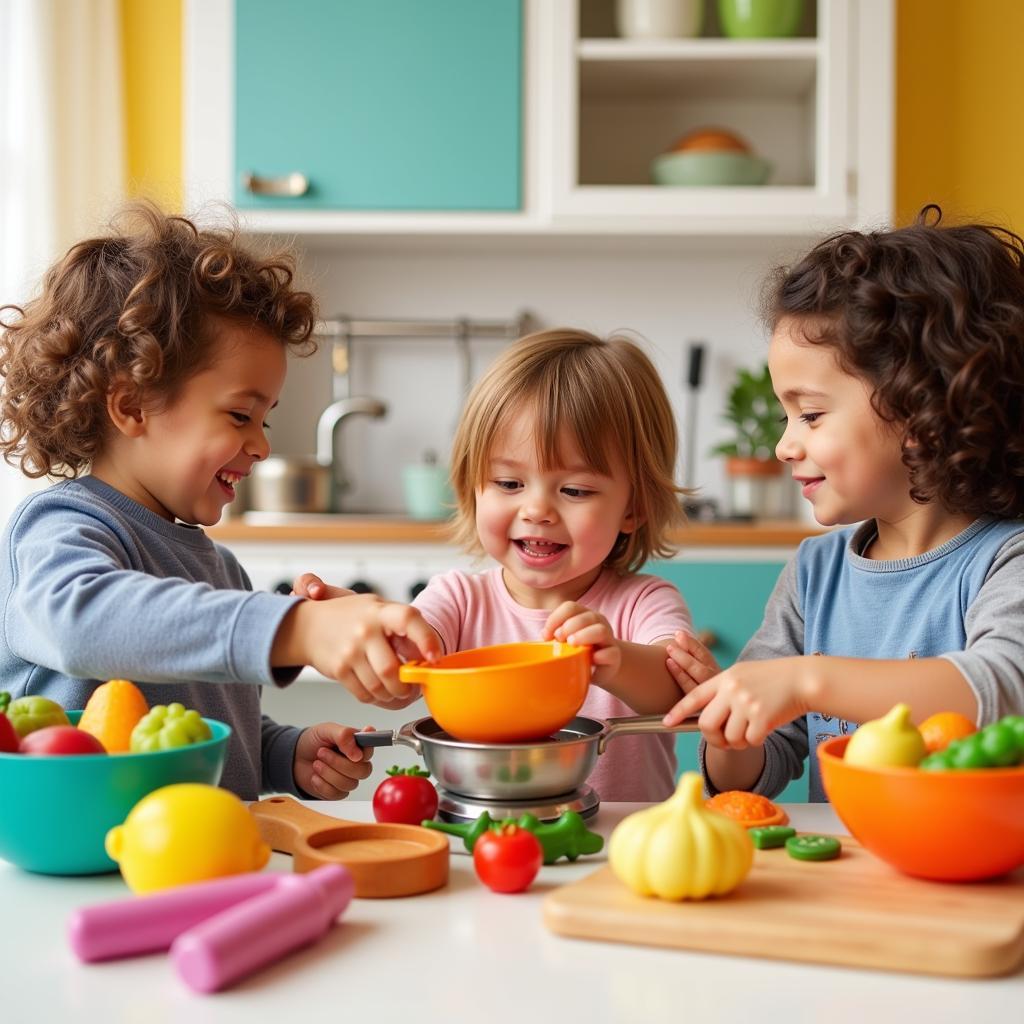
[399,662,430,686]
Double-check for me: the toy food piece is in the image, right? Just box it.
[920,715,1024,771]
[130,702,212,752]
[423,810,604,864]
[69,871,285,962]
[171,865,353,993]
[749,825,796,850]
[6,695,69,737]
[20,725,106,755]
[106,783,271,894]
[609,772,753,901]
[705,790,789,828]
[472,823,543,894]
[785,834,842,862]
[917,711,976,754]
[843,703,926,768]
[78,679,150,753]
[0,693,20,752]
[671,127,750,153]
[372,765,439,824]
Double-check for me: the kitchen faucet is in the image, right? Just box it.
[315,396,387,505]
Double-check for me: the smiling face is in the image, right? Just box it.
[475,406,637,609]
[93,319,287,526]
[770,316,913,527]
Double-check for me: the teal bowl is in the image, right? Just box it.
[651,150,773,186]
[0,711,230,876]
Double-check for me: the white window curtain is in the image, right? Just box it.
[0,0,125,526]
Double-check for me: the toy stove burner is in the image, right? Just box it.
[436,784,600,824]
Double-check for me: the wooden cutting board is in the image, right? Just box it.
[543,835,1024,977]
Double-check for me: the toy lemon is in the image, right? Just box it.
[105,783,270,894]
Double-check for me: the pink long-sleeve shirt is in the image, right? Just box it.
[413,567,692,801]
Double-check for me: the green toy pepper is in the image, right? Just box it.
[129,702,212,752]
[7,694,70,737]
[423,810,604,864]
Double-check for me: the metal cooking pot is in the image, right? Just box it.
[354,714,699,802]
[248,456,332,513]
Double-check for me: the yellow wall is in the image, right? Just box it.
[120,0,182,210]
[896,0,1024,231]
[121,1,1024,232]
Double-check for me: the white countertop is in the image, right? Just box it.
[4,802,1021,1024]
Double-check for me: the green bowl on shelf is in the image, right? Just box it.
[651,150,773,187]
[0,711,230,875]
[718,0,805,39]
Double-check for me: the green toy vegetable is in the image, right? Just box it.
[129,703,212,752]
[7,695,70,737]
[423,810,603,864]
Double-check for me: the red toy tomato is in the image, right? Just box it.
[20,726,106,756]
[473,823,543,893]
[372,765,438,824]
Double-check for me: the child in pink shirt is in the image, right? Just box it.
[298,328,693,800]
[418,328,692,800]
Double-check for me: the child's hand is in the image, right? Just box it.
[542,601,622,684]
[294,723,375,800]
[291,572,352,601]
[276,594,441,706]
[662,657,815,749]
[665,630,721,695]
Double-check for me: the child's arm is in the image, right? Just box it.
[270,594,440,707]
[543,602,683,715]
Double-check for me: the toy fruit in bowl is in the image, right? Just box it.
[0,710,230,876]
[818,734,1024,882]
[651,127,772,186]
[399,641,590,743]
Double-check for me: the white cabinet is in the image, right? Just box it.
[185,0,892,239]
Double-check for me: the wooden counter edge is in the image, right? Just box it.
[207,518,823,547]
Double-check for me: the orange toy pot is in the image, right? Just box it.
[818,735,1024,882]
[399,641,590,743]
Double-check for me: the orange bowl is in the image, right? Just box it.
[818,735,1024,881]
[399,641,590,743]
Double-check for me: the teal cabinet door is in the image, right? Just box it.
[235,0,521,210]
[647,560,809,801]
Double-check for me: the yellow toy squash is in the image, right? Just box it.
[609,772,753,900]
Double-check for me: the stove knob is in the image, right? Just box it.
[347,580,375,595]
[272,581,293,596]
[408,580,428,601]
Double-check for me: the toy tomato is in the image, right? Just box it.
[20,726,106,755]
[372,766,438,824]
[0,693,19,752]
[473,823,543,894]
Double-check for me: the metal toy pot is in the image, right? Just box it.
[354,714,699,802]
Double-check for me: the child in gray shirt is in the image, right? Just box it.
[0,204,438,800]
[662,209,1024,799]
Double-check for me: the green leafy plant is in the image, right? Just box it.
[710,363,784,460]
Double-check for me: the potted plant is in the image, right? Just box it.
[711,363,793,519]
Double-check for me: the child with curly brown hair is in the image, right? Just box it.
[663,208,1024,801]
[0,204,438,800]
[297,328,695,801]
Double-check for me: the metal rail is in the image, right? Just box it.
[316,313,533,340]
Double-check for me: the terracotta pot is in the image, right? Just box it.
[724,456,784,478]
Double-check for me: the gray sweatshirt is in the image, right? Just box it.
[0,476,305,799]
[701,517,1024,801]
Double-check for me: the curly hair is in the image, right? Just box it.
[762,206,1024,518]
[449,328,686,574]
[0,202,318,478]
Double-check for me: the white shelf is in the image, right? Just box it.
[578,38,819,100]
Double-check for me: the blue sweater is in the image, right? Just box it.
[0,476,305,799]
[701,517,1024,802]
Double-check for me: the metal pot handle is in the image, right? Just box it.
[598,714,700,755]
[353,720,422,755]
